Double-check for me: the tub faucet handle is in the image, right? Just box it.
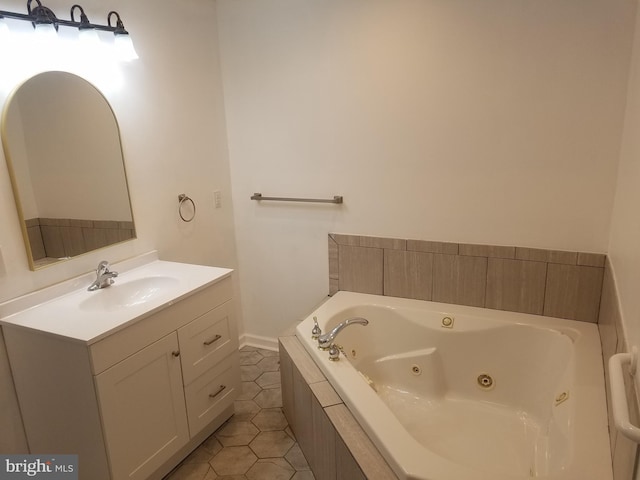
[311,316,322,340]
[328,343,343,362]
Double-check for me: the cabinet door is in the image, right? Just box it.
[95,333,189,480]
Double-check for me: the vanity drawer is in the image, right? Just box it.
[184,353,240,435]
[90,277,233,374]
[178,301,237,385]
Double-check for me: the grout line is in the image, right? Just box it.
[482,256,488,309]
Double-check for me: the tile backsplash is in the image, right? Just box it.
[329,233,605,323]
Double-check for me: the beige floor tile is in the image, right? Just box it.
[285,444,310,471]
[240,351,264,365]
[256,348,279,357]
[232,400,261,422]
[240,365,262,381]
[256,356,280,372]
[292,472,315,480]
[165,462,211,480]
[256,372,281,389]
[216,421,260,446]
[238,382,262,401]
[202,469,218,480]
[200,436,223,456]
[252,408,288,431]
[254,388,283,408]
[250,431,295,458]
[183,445,215,464]
[246,458,295,480]
[210,446,257,476]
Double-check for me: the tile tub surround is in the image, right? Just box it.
[598,258,640,480]
[164,346,314,480]
[279,335,398,480]
[329,233,606,323]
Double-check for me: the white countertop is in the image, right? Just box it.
[0,254,232,345]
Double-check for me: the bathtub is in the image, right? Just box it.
[295,292,612,480]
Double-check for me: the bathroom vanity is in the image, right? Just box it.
[0,254,240,480]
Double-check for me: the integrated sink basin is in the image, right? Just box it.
[0,253,233,344]
[80,276,181,312]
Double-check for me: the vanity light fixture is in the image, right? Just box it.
[29,0,57,41]
[71,4,99,47]
[0,0,138,61]
[0,15,9,40]
[107,11,138,61]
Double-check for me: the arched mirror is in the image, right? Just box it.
[1,71,135,270]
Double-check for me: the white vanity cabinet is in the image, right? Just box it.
[94,332,189,480]
[3,273,240,480]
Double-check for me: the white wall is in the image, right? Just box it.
[0,0,238,453]
[609,2,640,368]
[605,3,640,475]
[3,103,38,218]
[217,0,636,340]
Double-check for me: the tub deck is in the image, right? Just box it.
[295,291,612,480]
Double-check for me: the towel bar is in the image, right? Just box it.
[250,193,343,204]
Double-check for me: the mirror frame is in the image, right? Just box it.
[1,71,136,270]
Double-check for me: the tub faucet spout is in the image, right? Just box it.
[317,317,368,350]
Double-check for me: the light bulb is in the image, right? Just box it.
[79,28,101,47]
[33,22,58,43]
[73,28,103,61]
[0,18,9,41]
[114,33,138,61]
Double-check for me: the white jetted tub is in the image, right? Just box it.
[296,292,612,480]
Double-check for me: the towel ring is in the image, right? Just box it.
[178,194,196,222]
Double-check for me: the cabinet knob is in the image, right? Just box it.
[172,350,180,357]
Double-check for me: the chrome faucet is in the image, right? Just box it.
[87,261,118,291]
[317,317,369,350]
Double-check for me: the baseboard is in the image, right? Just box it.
[239,333,279,351]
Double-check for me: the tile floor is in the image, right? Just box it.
[164,346,316,480]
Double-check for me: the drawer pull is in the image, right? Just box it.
[203,334,222,346]
[172,350,180,357]
[209,385,227,399]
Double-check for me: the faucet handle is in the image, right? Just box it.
[97,260,111,274]
[328,343,343,362]
[311,316,322,340]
